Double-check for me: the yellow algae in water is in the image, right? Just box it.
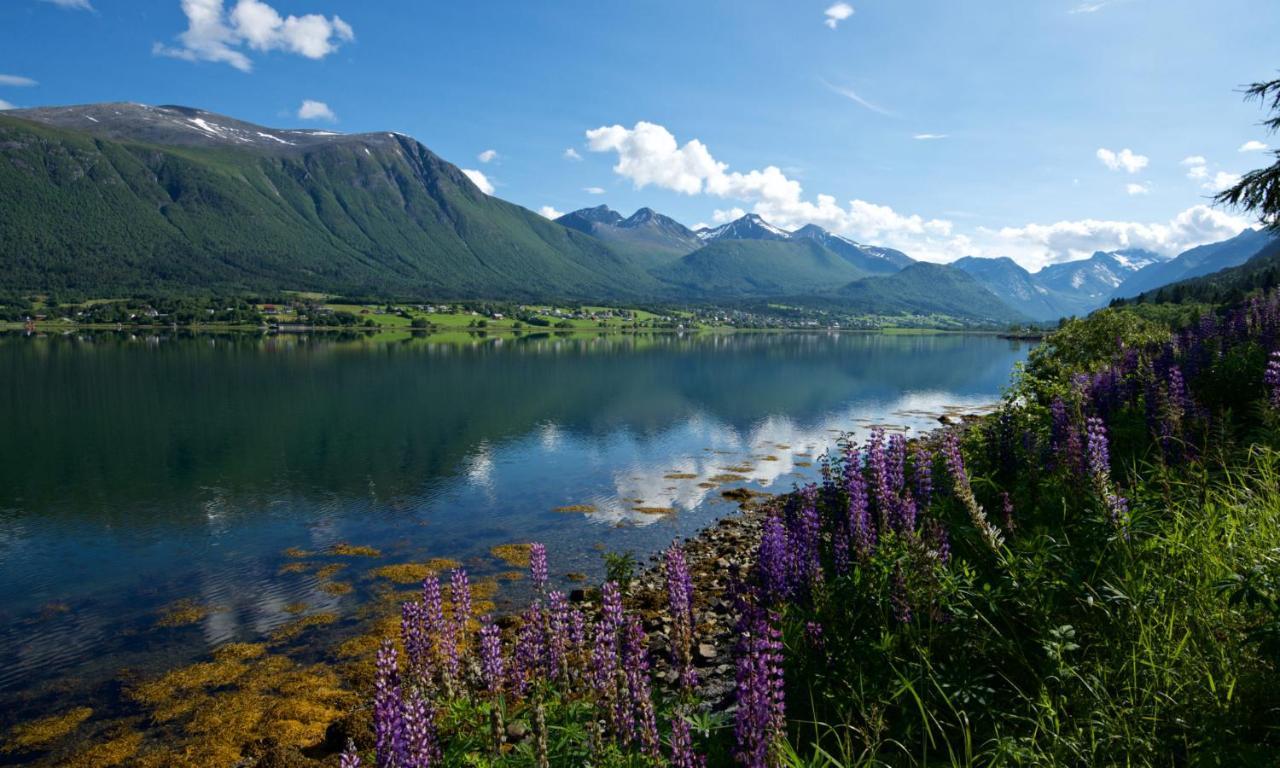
[269,612,339,644]
[471,578,500,601]
[721,464,754,473]
[278,561,313,575]
[497,570,525,581]
[281,546,312,558]
[329,543,382,557]
[634,506,676,515]
[155,599,208,628]
[553,504,597,514]
[663,472,698,480]
[64,729,143,768]
[213,643,267,662]
[129,655,352,768]
[491,543,533,568]
[708,473,748,483]
[283,602,308,614]
[314,563,347,580]
[321,581,354,596]
[371,558,461,584]
[3,707,93,752]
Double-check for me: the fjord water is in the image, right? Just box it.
[0,330,1029,727]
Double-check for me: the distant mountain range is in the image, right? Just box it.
[952,233,1276,321]
[0,102,1273,325]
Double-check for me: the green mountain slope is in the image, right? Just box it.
[0,106,662,299]
[819,263,1028,323]
[653,239,868,297]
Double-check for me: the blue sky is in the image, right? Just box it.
[2,0,1278,270]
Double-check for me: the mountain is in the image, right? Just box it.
[695,213,793,242]
[952,256,1065,321]
[653,238,868,297]
[555,205,699,266]
[0,103,663,299]
[1121,235,1280,305]
[556,204,625,231]
[790,224,913,275]
[1111,228,1277,299]
[1036,249,1166,303]
[821,263,1027,324]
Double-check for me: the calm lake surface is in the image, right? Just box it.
[0,330,1030,739]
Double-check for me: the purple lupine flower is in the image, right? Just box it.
[623,616,660,757]
[403,689,440,768]
[941,430,967,487]
[422,576,448,681]
[887,433,907,497]
[546,590,570,680]
[669,712,705,768]
[757,515,792,603]
[792,485,822,589]
[846,447,875,559]
[567,606,587,656]
[340,740,361,768]
[589,613,621,732]
[511,600,544,695]
[401,600,429,684]
[1086,416,1128,527]
[665,543,698,691]
[867,428,894,528]
[451,567,472,640]
[897,493,917,536]
[423,579,459,691]
[479,616,504,694]
[1266,351,1280,408]
[601,580,624,634]
[911,445,933,510]
[733,600,785,768]
[1086,416,1110,478]
[374,640,407,768]
[529,542,549,593]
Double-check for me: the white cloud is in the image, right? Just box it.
[1126,182,1150,196]
[912,133,948,140]
[461,168,494,195]
[0,99,15,111]
[987,204,1250,272]
[585,118,1256,272]
[155,0,354,72]
[1239,140,1269,153]
[1096,147,1149,173]
[1069,1,1113,13]
[584,120,964,261]
[1181,156,1208,180]
[563,148,583,161]
[41,0,94,9]
[296,99,335,121]
[584,187,606,195]
[477,149,498,163]
[538,205,564,219]
[1203,171,1240,192]
[824,2,854,29]
[712,208,747,224]
[823,80,894,116]
[0,74,38,87]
